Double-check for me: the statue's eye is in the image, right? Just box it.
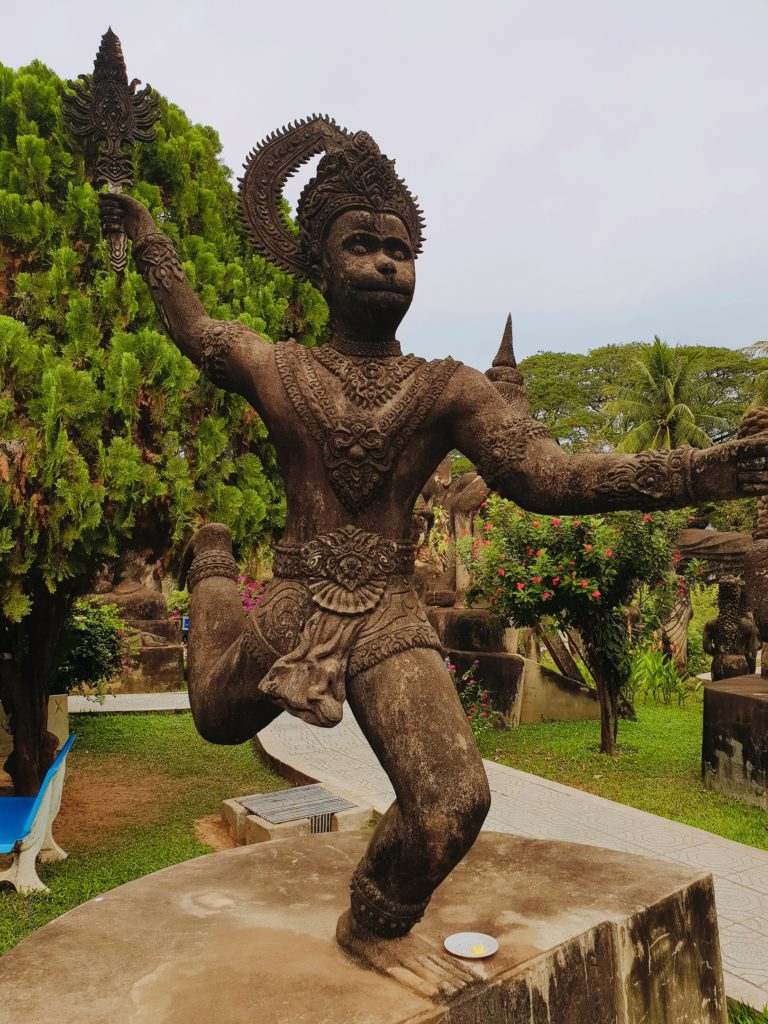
[390,248,407,261]
[350,243,368,255]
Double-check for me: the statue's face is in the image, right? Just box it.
[318,210,415,331]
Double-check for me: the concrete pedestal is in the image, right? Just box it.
[703,675,768,808]
[0,833,726,1024]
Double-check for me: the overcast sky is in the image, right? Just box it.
[3,0,767,368]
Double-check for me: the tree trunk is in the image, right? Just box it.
[0,584,72,795]
[583,646,619,756]
[0,655,57,795]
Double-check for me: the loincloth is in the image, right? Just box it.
[241,527,442,728]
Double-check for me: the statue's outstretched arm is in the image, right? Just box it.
[450,367,768,514]
[99,194,269,396]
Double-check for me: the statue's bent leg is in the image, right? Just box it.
[182,524,281,744]
[337,647,490,998]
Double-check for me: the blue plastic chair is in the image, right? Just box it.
[0,734,75,892]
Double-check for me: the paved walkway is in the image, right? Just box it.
[259,707,768,1010]
[68,691,191,714]
[68,691,768,1008]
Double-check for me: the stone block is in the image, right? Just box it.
[0,832,727,1023]
[125,618,182,643]
[702,675,768,809]
[221,798,249,844]
[427,607,505,652]
[243,813,311,844]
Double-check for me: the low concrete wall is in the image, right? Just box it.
[703,676,768,809]
[450,649,599,727]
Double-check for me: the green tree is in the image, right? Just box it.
[604,337,730,452]
[0,60,327,792]
[462,499,689,754]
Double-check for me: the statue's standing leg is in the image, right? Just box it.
[337,647,491,998]
[181,524,281,743]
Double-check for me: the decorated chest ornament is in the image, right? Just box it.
[238,115,425,280]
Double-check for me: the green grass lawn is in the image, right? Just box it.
[0,712,286,953]
[478,702,768,851]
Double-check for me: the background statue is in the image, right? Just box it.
[101,115,768,999]
[703,576,753,680]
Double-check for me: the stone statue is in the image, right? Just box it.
[703,576,753,680]
[738,586,760,675]
[100,116,768,997]
[740,406,768,676]
[95,553,184,692]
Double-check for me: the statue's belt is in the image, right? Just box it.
[254,527,426,728]
[272,526,416,614]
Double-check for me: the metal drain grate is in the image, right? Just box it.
[238,785,356,825]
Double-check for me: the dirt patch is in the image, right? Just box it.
[194,813,238,852]
[54,756,186,852]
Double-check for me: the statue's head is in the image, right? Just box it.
[718,575,742,611]
[238,118,425,333]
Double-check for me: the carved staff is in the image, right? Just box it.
[63,28,159,271]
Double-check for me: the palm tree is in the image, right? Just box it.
[604,337,729,452]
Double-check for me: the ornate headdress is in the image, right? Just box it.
[238,115,425,281]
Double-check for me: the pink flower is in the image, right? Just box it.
[535,549,543,557]
[516,581,525,590]
[481,712,488,718]
[543,590,552,599]
[498,568,506,576]
[591,590,601,598]
[552,576,560,585]
[604,549,614,558]
[533,521,540,527]
[573,519,581,526]
[584,543,592,552]
[532,576,542,584]
[480,501,488,508]
[581,580,588,588]
[643,514,653,522]
[483,523,493,531]
[551,518,560,526]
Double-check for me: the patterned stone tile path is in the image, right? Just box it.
[68,692,768,1007]
[259,707,768,1010]
[68,691,191,714]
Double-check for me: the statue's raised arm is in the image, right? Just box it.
[100,193,270,398]
[448,364,768,513]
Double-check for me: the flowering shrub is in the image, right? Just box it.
[56,598,139,692]
[238,575,265,613]
[460,498,693,753]
[446,658,493,738]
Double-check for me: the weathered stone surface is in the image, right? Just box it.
[427,607,505,652]
[702,676,768,808]
[0,832,726,1024]
[450,649,598,727]
[0,694,68,788]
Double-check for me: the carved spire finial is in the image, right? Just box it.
[492,313,516,369]
[485,313,529,411]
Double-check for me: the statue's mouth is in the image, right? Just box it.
[352,283,411,296]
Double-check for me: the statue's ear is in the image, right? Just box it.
[309,261,327,293]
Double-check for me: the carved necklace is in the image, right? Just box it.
[314,346,424,410]
[274,341,461,513]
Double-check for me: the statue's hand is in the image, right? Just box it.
[99,192,155,243]
[694,434,768,498]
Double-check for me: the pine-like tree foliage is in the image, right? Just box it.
[0,60,327,789]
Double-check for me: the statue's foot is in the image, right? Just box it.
[336,909,484,1003]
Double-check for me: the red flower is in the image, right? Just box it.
[581,580,588,587]
[483,523,494,531]
[532,576,542,583]
[543,590,552,599]
[516,582,525,590]
[591,590,601,598]
[480,500,488,507]
[535,549,543,557]
[604,549,614,558]
[533,521,540,527]
[643,514,653,522]
[552,577,560,585]
[573,519,581,526]
[498,568,506,576]
[551,518,560,526]
[584,543,592,552]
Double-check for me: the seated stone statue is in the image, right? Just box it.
[100,117,768,998]
[703,576,754,680]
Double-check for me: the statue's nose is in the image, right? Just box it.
[376,256,395,275]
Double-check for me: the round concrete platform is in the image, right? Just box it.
[0,833,726,1024]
